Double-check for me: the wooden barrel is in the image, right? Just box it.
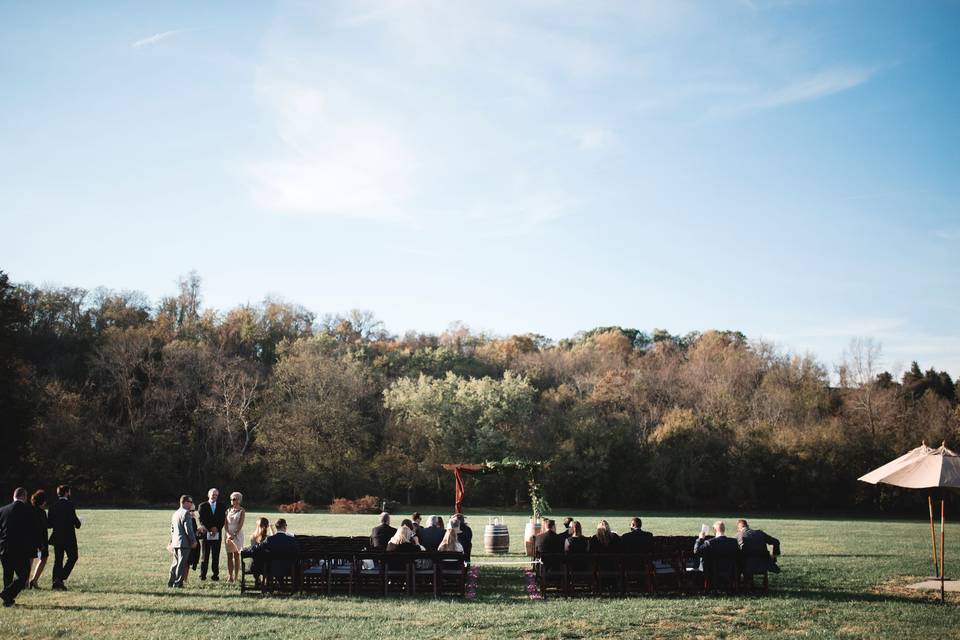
[524,520,541,557]
[484,523,510,555]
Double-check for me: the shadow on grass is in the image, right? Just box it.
[20,602,381,621]
[773,587,954,606]
[791,553,898,558]
[35,587,951,611]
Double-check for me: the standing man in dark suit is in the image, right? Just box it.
[198,488,226,581]
[619,517,654,554]
[0,487,35,607]
[48,484,81,590]
[369,512,396,549]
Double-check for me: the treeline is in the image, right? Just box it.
[1,270,957,513]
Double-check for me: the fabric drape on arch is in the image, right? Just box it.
[441,464,485,514]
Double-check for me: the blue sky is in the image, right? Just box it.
[2,1,958,377]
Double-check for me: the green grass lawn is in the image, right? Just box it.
[3,508,959,639]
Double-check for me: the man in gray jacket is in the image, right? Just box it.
[168,495,197,588]
[736,519,781,576]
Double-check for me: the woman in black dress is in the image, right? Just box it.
[29,489,49,589]
[564,520,590,572]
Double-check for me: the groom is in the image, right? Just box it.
[198,488,226,581]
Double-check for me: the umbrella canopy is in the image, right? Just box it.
[859,443,960,489]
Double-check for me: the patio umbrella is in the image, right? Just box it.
[858,441,960,602]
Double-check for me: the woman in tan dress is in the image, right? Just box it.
[224,491,246,582]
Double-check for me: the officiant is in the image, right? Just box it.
[198,488,226,581]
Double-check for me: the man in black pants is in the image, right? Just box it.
[0,487,35,607]
[48,484,81,590]
[198,488,226,581]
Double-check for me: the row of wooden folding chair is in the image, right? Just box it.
[242,551,467,598]
[536,552,769,598]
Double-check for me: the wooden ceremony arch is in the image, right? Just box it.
[441,460,550,516]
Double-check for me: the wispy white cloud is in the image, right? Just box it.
[710,67,875,117]
[132,29,188,49]
[934,228,960,240]
[751,67,874,110]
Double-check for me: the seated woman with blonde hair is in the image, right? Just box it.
[224,491,246,582]
[385,524,422,552]
[437,524,463,553]
[590,519,620,553]
[244,517,270,586]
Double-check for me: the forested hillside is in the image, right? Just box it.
[1,270,957,512]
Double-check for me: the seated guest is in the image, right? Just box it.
[589,519,620,553]
[558,517,574,545]
[417,515,444,551]
[736,519,781,575]
[564,520,590,572]
[396,519,420,546]
[534,519,564,572]
[274,518,295,537]
[249,519,299,579]
[694,520,739,579]
[410,512,423,536]
[249,517,270,547]
[535,519,564,556]
[370,512,396,549]
[385,524,422,572]
[437,524,463,553]
[451,514,473,563]
[619,517,654,554]
[242,517,271,584]
[385,524,422,553]
[564,521,588,554]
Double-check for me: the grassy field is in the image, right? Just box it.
[2,508,959,639]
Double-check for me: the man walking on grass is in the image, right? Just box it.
[48,484,81,590]
[0,487,34,607]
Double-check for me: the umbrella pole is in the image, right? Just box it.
[941,499,946,603]
[930,495,940,577]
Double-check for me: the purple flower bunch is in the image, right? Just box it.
[465,565,480,599]
[522,568,544,600]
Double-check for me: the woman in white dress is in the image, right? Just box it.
[224,491,246,582]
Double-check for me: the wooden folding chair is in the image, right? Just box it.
[412,554,436,596]
[537,554,565,599]
[564,554,595,596]
[299,554,328,594]
[434,552,467,597]
[384,553,414,596]
[355,551,386,596]
[327,550,355,595]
